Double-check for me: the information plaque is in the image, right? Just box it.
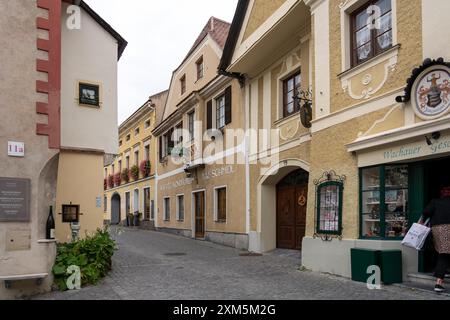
[0,178,31,222]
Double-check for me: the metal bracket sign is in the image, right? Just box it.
[0,178,31,222]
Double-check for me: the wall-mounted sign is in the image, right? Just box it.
[202,165,235,181]
[397,58,450,120]
[8,141,25,157]
[412,65,450,120]
[0,178,30,222]
[79,82,100,107]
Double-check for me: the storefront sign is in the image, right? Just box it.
[202,165,235,181]
[0,178,31,222]
[8,141,25,157]
[160,178,194,191]
[358,134,450,167]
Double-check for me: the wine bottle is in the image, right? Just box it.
[46,205,55,240]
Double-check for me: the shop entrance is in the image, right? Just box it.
[276,169,309,250]
[421,157,450,273]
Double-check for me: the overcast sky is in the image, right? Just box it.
[84,0,239,124]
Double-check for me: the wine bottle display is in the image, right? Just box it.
[46,205,55,240]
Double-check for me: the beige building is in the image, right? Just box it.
[0,0,126,298]
[220,0,450,281]
[104,91,168,228]
[153,17,249,249]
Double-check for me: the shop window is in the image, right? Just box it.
[164,197,170,221]
[215,187,227,222]
[316,182,343,235]
[360,165,409,239]
[283,72,301,118]
[351,0,392,67]
[177,195,184,221]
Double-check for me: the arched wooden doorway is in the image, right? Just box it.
[111,193,121,225]
[276,169,309,250]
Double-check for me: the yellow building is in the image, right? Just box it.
[104,91,168,228]
[220,0,450,281]
[153,17,249,249]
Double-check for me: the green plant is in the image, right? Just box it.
[52,228,117,291]
[121,168,130,183]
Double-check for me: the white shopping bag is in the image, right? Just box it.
[402,219,431,251]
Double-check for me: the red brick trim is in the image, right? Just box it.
[36,0,61,149]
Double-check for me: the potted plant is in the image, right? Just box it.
[140,160,151,178]
[108,174,114,189]
[114,172,121,187]
[130,165,139,181]
[121,168,130,184]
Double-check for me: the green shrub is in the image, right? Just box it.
[52,228,117,291]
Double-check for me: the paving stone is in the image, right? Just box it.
[33,228,450,300]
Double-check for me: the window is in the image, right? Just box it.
[164,197,170,221]
[316,182,343,235]
[104,168,108,178]
[188,111,195,141]
[215,187,227,222]
[126,156,130,169]
[135,127,140,136]
[125,192,131,215]
[150,200,155,221]
[119,140,123,147]
[175,123,183,145]
[351,0,392,67]
[112,164,115,175]
[104,196,107,213]
[126,134,131,141]
[283,72,301,118]
[196,56,204,80]
[134,150,139,166]
[361,165,409,239]
[118,160,122,173]
[145,119,151,129]
[177,195,184,221]
[162,129,175,158]
[180,74,186,95]
[216,95,226,130]
[145,145,150,161]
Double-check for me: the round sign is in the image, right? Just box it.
[411,65,450,120]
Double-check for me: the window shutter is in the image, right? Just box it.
[207,100,213,130]
[225,86,232,125]
[159,136,163,160]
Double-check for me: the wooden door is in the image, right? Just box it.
[277,185,307,250]
[194,192,205,239]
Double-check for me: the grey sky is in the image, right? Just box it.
[84,0,239,124]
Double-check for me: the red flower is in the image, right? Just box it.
[140,160,151,177]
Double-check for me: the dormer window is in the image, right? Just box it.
[180,74,186,95]
[196,56,204,80]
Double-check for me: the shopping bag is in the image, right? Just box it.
[402,219,431,251]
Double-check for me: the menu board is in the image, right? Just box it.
[0,178,31,222]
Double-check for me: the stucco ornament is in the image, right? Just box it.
[279,120,300,141]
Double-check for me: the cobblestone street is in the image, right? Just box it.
[35,228,450,300]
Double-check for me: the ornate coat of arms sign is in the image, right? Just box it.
[397,58,450,120]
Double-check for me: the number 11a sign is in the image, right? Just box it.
[8,141,25,157]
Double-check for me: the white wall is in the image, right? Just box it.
[61,3,119,154]
[422,0,450,61]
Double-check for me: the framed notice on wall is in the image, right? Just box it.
[0,178,31,222]
[79,82,100,107]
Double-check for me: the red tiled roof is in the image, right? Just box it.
[182,17,231,64]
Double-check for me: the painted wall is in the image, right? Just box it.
[60,2,119,154]
[421,0,450,61]
[0,0,58,299]
[55,151,104,242]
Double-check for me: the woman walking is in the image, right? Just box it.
[423,187,450,293]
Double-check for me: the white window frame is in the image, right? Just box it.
[276,64,302,121]
[176,194,185,222]
[214,185,228,223]
[163,197,171,221]
[216,94,226,130]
